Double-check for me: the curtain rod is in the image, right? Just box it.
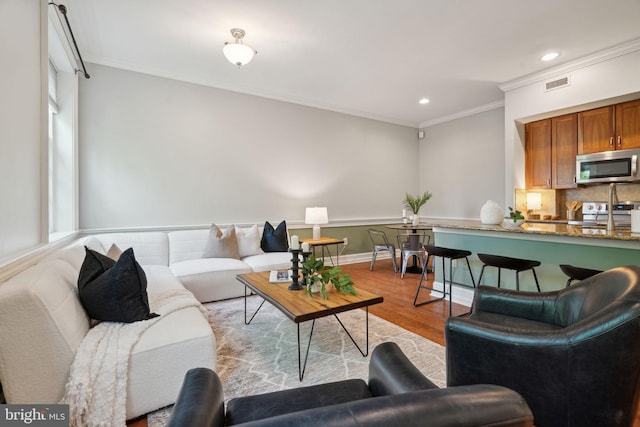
[49,2,90,79]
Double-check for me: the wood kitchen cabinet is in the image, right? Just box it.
[615,99,640,150]
[525,119,552,188]
[578,99,640,154]
[526,114,577,189]
[552,113,578,189]
[577,106,613,154]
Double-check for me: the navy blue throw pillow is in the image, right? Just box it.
[78,247,158,323]
[260,220,289,252]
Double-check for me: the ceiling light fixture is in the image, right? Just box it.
[223,28,257,67]
[419,98,430,105]
[541,52,560,62]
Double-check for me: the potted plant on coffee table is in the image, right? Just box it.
[301,256,357,300]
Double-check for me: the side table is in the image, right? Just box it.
[300,237,344,266]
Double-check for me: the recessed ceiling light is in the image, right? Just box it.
[541,52,560,62]
[419,98,430,105]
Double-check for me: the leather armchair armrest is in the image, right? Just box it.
[368,341,438,396]
[167,368,225,427]
[473,285,558,324]
[239,384,533,427]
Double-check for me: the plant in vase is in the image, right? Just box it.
[301,256,357,300]
[404,192,432,226]
[504,207,525,227]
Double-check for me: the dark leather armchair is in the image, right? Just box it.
[167,342,533,427]
[446,265,640,427]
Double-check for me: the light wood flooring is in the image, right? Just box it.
[130,258,639,426]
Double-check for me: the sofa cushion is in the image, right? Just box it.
[125,267,216,418]
[168,229,209,265]
[202,225,240,259]
[39,236,105,271]
[242,252,292,272]
[235,225,264,258]
[78,247,158,323]
[93,232,170,266]
[170,258,252,302]
[0,260,90,404]
[261,221,289,252]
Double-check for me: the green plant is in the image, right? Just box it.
[505,206,525,223]
[301,256,357,300]
[404,192,432,214]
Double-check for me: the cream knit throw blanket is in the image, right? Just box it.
[62,288,207,427]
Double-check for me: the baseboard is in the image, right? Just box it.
[428,281,474,308]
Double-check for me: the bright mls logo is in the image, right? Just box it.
[0,405,68,426]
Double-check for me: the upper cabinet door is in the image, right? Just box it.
[615,99,640,150]
[552,114,577,189]
[525,119,552,189]
[578,106,614,154]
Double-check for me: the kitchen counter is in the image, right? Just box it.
[425,219,640,296]
[426,219,640,243]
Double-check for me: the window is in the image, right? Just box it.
[48,13,78,241]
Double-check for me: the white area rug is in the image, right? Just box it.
[147,295,446,426]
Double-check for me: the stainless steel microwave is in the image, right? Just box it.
[576,148,640,184]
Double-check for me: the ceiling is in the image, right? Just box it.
[59,0,640,128]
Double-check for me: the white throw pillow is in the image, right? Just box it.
[235,225,264,258]
[106,243,123,260]
[202,224,240,259]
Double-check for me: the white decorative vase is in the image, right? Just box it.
[308,276,321,293]
[480,200,504,225]
[412,214,420,226]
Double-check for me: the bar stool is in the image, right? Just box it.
[414,244,476,317]
[559,264,602,287]
[477,253,541,292]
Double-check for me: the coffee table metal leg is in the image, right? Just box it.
[244,287,266,325]
[297,319,316,381]
[332,307,370,357]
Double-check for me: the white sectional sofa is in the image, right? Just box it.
[0,226,292,420]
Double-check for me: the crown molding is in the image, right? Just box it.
[84,55,418,129]
[418,100,505,129]
[499,38,640,93]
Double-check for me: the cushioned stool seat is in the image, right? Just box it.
[477,253,541,291]
[559,264,602,287]
[414,245,476,316]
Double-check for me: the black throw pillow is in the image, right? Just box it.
[260,220,289,252]
[77,246,116,286]
[78,247,158,323]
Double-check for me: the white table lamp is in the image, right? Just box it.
[305,207,329,241]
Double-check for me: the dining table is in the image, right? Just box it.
[385,223,433,274]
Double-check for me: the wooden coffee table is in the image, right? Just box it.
[236,272,383,380]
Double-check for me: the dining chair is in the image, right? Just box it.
[396,232,430,278]
[367,229,397,272]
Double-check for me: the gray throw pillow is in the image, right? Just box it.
[202,224,241,259]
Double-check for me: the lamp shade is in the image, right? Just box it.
[223,43,255,67]
[305,207,328,225]
[526,192,542,210]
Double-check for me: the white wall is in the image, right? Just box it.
[78,64,419,229]
[0,0,45,260]
[419,107,505,219]
[503,47,640,206]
